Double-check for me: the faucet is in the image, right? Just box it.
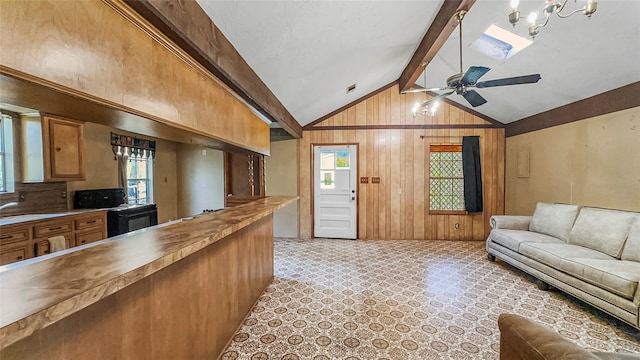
[0,202,18,211]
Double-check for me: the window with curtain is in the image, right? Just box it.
[428,144,465,213]
[126,155,153,204]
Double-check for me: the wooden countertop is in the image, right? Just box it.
[0,208,107,227]
[0,196,297,349]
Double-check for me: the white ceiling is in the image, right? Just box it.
[197,0,640,126]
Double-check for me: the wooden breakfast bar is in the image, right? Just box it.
[0,196,296,359]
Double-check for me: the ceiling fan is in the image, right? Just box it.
[404,10,541,108]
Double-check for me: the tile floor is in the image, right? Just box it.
[222,239,640,360]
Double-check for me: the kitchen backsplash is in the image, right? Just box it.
[0,182,68,217]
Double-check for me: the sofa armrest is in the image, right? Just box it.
[490,216,532,230]
[498,313,601,360]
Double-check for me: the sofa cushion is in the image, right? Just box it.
[621,215,640,262]
[529,202,580,242]
[490,229,564,252]
[569,208,638,258]
[519,243,639,299]
[520,243,614,267]
[555,259,640,300]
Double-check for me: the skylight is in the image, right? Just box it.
[470,24,532,62]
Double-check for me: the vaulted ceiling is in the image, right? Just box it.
[195,0,640,129]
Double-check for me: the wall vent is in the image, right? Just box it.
[346,84,356,94]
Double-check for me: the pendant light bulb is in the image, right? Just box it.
[412,102,420,117]
[510,0,519,10]
[527,12,538,24]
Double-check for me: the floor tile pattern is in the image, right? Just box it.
[222,239,640,359]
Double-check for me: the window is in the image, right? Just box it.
[429,144,464,212]
[319,150,350,189]
[127,155,153,204]
[0,114,15,193]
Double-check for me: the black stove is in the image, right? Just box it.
[74,188,158,237]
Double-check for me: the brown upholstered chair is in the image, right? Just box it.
[498,314,640,360]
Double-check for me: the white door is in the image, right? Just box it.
[313,145,357,239]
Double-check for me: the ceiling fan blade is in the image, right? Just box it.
[462,90,487,107]
[476,74,542,88]
[402,87,450,94]
[419,91,454,107]
[461,66,491,85]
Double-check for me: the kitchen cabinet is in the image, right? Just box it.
[32,218,74,256]
[34,235,74,257]
[0,224,34,265]
[75,229,106,247]
[21,114,85,182]
[74,212,107,247]
[0,210,107,265]
[0,243,30,265]
[33,218,73,239]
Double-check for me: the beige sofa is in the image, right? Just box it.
[486,202,640,329]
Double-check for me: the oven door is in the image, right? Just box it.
[107,205,158,237]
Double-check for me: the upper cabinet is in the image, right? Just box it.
[43,115,85,181]
[22,114,85,182]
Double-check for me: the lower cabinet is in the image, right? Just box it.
[34,234,74,256]
[0,242,31,265]
[75,228,106,247]
[0,211,107,266]
[0,224,34,266]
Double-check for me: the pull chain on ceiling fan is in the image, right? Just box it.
[403,10,542,108]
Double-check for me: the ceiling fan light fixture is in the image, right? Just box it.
[429,101,440,117]
[406,11,541,110]
[411,102,421,117]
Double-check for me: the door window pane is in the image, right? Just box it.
[320,170,335,189]
[320,151,335,170]
[336,151,350,169]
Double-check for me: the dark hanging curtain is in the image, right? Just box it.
[462,136,483,213]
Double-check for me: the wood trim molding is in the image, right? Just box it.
[307,124,498,131]
[303,81,398,130]
[505,81,640,137]
[398,0,476,93]
[121,0,302,138]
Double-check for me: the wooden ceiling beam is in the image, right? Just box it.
[398,0,476,93]
[123,0,302,139]
[505,81,640,137]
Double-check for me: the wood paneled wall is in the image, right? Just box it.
[0,0,269,154]
[299,85,505,240]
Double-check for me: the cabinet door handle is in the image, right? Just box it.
[49,226,62,231]
[55,147,62,152]
[17,256,23,260]
[0,234,13,240]
[86,220,96,224]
